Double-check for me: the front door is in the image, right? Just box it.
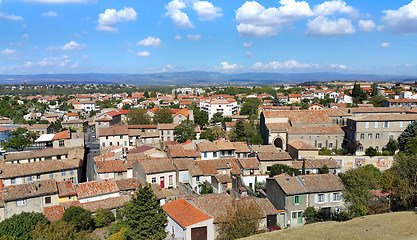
[297,211,303,224]
[279,213,285,229]
[191,226,207,240]
[267,214,277,229]
[160,176,165,189]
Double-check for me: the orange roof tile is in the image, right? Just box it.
[163,198,212,228]
[52,130,70,140]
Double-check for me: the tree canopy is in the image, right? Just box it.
[153,108,173,124]
[173,120,196,143]
[0,212,48,240]
[1,127,37,151]
[127,108,151,125]
[61,206,94,231]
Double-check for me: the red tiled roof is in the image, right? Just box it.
[163,198,212,228]
[43,205,64,221]
[288,139,318,151]
[74,179,119,199]
[117,109,130,115]
[57,180,77,197]
[81,196,129,212]
[95,160,127,173]
[105,110,121,117]
[115,178,142,191]
[128,145,156,154]
[52,130,70,140]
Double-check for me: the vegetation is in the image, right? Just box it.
[365,147,378,157]
[216,199,264,240]
[318,165,330,174]
[153,108,173,124]
[1,127,37,151]
[174,120,197,143]
[94,208,115,228]
[303,207,318,224]
[229,121,263,145]
[61,206,94,231]
[127,108,151,125]
[0,212,48,240]
[351,83,367,104]
[397,120,417,152]
[240,98,261,117]
[30,221,93,240]
[200,127,225,141]
[193,108,208,126]
[269,164,299,177]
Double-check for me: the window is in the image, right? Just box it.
[292,212,297,219]
[204,152,207,158]
[318,143,322,148]
[359,146,364,152]
[365,122,369,128]
[390,135,394,140]
[167,137,170,141]
[383,121,389,128]
[27,176,32,182]
[317,194,325,203]
[110,142,113,146]
[328,143,333,149]
[120,135,123,139]
[368,134,372,140]
[213,152,217,158]
[333,193,342,201]
[59,140,65,147]
[70,170,74,175]
[106,136,109,140]
[117,142,120,146]
[360,133,364,140]
[49,173,53,179]
[376,133,380,140]
[151,177,156,184]
[196,176,200,182]
[293,195,302,205]
[399,121,404,128]
[45,196,51,204]
[102,143,105,148]
[61,171,66,176]
[17,199,26,206]
[68,196,74,200]
[374,122,379,128]
[169,175,173,185]
[375,146,379,151]
[11,178,16,184]
[36,175,41,180]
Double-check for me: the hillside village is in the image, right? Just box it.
[0,81,417,239]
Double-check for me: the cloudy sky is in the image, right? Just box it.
[0,0,417,75]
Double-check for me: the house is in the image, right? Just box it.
[266,174,344,228]
[288,94,301,104]
[61,119,87,133]
[115,178,142,196]
[232,142,251,158]
[383,99,417,108]
[163,198,214,240]
[57,180,77,204]
[199,99,238,120]
[95,160,128,180]
[197,141,220,160]
[52,130,84,148]
[98,125,129,149]
[257,151,292,173]
[237,157,268,192]
[287,139,319,159]
[63,112,79,122]
[26,124,53,135]
[74,179,120,203]
[133,158,177,189]
[345,114,417,154]
[158,124,177,142]
[290,159,342,175]
[2,179,59,219]
[173,108,194,124]
[308,103,324,110]
[167,144,200,160]
[81,196,129,214]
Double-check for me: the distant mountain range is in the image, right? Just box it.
[0,71,416,86]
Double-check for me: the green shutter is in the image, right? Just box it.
[300,196,302,204]
[292,196,295,205]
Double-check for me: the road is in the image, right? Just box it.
[85,129,99,182]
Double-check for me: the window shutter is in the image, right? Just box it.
[324,194,328,203]
[314,194,318,204]
[300,196,302,204]
[330,193,333,202]
[292,196,295,205]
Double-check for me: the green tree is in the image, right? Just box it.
[216,199,264,240]
[30,221,92,240]
[403,136,417,155]
[370,95,386,107]
[0,212,49,240]
[211,112,223,123]
[240,98,261,116]
[94,208,115,228]
[144,91,149,98]
[318,165,330,174]
[371,82,378,96]
[150,92,157,98]
[194,108,208,126]
[385,138,398,155]
[269,164,299,177]
[200,128,217,141]
[229,120,246,142]
[339,165,382,217]
[199,182,214,194]
[303,207,318,224]
[128,108,151,125]
[153,108,173,124]
[61,206,94,231]
[122,185,168,240]
[397,120,417,152]
[174,120,196,143]
[351,83,367,104]
[1,127,37,151]
[365,147,378,157]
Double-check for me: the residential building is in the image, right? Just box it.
[287,139,319,159]
[133,158,177,189]
[158,124,177,142]
[98,125,129,149]
[200,99,238,120]
[74,179,121,203]
[95,160,128,180]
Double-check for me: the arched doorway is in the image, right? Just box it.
[274,137,283,149]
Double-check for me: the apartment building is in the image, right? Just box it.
[200,99,238,120]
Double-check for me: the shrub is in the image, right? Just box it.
[62,206,94,231]
[303,207,318,224]
[94,208,115,228]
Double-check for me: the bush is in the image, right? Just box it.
[0,212,49,240]
[303,207,318,224]
[365,147,378,157]
[62,206,94,231]
[382,150,391,156]
[94,208,115,228]
[319,148,332,155]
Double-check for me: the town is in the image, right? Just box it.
[0,81,416,239]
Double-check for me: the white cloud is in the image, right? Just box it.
[17,0,95,3]
[235,0,313,37]
[46,41,86,51]
[42,11,58,17]
[0,12,24,21]
[81,54,89,60]
[175,35,182,40]
[137,51,150,57]
[252,60,319,70]
[24,61,33,68]
[22,34,29,39]
[187,34,201,40]
[166,64,174,70]
[313,0,359,17]
[246,51,254,57]
[220,62,243,70]
[25,55,72,68]
[327,63,347,69]
[358,19,376,32]
[137,37,161,47]
[381,42,391,48]
[0,49,16,56]
[193,1,222,21]
[96,7,137,33]
[9,42,23,47]
[381,0,417,35]
[165,0,194,28]
[306,16,355,37]
[243,42,252,48]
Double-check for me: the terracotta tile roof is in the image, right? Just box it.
[249,197,280,215]
[0,159,81,179]
[211,158,242,175]
[272,175,308,195]
[174,108,190,117]
[168,144,186,158]
[95,160,127,173]
[288,124,344,134]
[115,178,142,191]
[232,142,250,153]
[257,151,292,161]
[52,130,70,140]
[386,99,417,103]
[74,179,119,199]
[163,198,212,228]
[181,139,192,145]
[215,174,232,183]
[288,139,318,151]
[65,112,78,117]
[263,109,350,125]
[117,109,130,115]
[128,145,155,154]
[348,107,409,113]
[272,174,343,195]
[238,158,260,169]
[128,124,157,129]
[265,122,291,131]
[215,140,235,150]
[349,114,417,122]
[104,110,121,117]
[82,196,129,212]
[197,141,218,152]
[57,180,77,197]
[194,160,218,176]
[59,200,81,210]
[158,123,177,130]
[98,125,129,137]
[96,118,112,122]
[43,205,64,221]
[128,129,142,136]
[3,146,84,162]
[251,145,280,153]
[2,179,58,201]
[138,159,176,174]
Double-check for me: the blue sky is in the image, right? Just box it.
[0,0,416,75]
